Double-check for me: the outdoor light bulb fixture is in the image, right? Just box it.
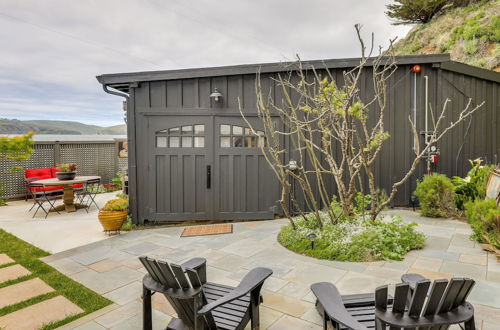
[287,160,298,171]
[307,233,317,249]
[210,88,223,102]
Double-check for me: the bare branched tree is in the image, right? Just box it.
[240,25,484,228]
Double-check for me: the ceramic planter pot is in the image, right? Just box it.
[56,171,76,180]
[98,210,128,231]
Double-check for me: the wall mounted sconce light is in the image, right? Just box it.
[210,88,223,102]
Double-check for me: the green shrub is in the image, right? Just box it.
[414,173,456,217]
[465,198,500,249]
[278,215,425,262]
[453,159,495,209]
[121,215,135,231]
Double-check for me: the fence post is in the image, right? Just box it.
[53,142,61,166]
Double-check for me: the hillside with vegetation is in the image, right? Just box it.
[390,0,500,71]
[0,119,126,135]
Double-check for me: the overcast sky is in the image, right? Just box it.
[0,0,411,127]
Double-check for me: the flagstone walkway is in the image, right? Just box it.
[0,254,83,330]
[37,209,500,330]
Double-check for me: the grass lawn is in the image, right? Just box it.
[0,229,112,329]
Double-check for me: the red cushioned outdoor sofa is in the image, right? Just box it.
[24,168,82,200]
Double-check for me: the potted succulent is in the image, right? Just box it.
[98,198,128,232]
[56,163,77,180]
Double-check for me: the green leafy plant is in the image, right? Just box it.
[0,132,35,206]
[121,215,135,231]
[102,198,128,212]
[111,172,124,188]
[414,173,456,217]
[465,198,500,249]
[57,163,77,172]
[278,215,425,261]
[452,159,495,209]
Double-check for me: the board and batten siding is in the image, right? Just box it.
[123,61,498,223]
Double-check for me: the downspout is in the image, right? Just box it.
[103,85,129,123]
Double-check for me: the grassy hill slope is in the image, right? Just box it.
[0,119,126,135]
[392,0,500,71]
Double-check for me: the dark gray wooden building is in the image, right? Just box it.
[97,54,500,225]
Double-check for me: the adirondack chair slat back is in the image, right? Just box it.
[170,263,191,288]
[422,279,448,316]
[439,278,465,312]
[375,285,388,311]
[408,280,431,318]
[392,283,409,314]
[157,260,181,289]
[140,257,199,329]
[185,268,218,329]
[452,279,475,309]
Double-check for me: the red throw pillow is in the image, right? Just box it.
[25,168,52,180]
[51,168,60,178]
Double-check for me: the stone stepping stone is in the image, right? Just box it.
[0,295,83,330]
[0,278,54,309]
[0,254,14,266]
[0,264,31,284]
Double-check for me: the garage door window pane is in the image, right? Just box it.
[194,137,205,148]
[233,126,243,135]
[233,136,244,147]
[244,136,256,147]
[169,137,180,148]
[182,136,192,147]
[220,124,231,135]
[169,127,180,135]
[156,136,167,147]
[194,124,205,135]
[220,137,231,148]
[182,125,192,135]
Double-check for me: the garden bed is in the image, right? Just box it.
[278,212,425,262]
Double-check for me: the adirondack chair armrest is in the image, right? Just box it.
[143,274,203,299]
[401,273,427,291]
[197,267,272,315]
[311,282,370,330]
[180,257,207,284]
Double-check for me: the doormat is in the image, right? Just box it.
[181,224,233,237]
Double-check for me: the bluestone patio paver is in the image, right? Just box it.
[72,320,106,330]
[0,278,54,309]
[109,310,170,330]
[0,295,83,330]
[49,257,88,275]
[0,254,14,266]
[103,281,142,305]
[0,264,31,283]
[43,210,500,329]
[268,315,322,329]
[71,266,142,294]
[88,259,122,273]
[411,256,444,272]
[459,253,487,266]
[440,260,487,279]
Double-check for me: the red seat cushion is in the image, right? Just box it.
[73,183,83,188]
[25,168,52,180]
[51,168,60,178]
[31,185,64,192]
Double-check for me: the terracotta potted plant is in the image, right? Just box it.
[98,198,128,232]
[56,163,77,180]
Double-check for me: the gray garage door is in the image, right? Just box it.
[147,116,278,221]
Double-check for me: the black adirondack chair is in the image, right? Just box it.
[139,256,272,330]
[311,273,476,330]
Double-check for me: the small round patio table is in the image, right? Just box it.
[32,176,100,213]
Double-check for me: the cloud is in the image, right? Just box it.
[0,0,411,126]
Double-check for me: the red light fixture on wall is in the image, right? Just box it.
[412,65,421,73]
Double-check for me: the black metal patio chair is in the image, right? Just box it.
[311,273,476,330]
[29,183,62,218]
[76,178,100,212]
[139,256,272,330]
